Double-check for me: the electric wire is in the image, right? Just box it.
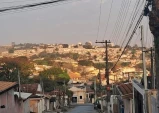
[0,0,42,4]
[120,0,145,48]
[113,0,130,43]
[102,0,114,40]
[0,0,84,17]
[111,13,144,70]
[0,0,71,13]
[119,0,138,47]
[111,0,126,44]
[115,0,132,45]
[96,0,103,41]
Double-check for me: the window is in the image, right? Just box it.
[80,96,82,99]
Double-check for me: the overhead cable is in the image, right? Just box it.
[96,0,103,40]
[110,0,126,44]
[0,0,69,13]
[115,0,131,45]
[111,13,144,70]
[102,0,114,40]
[120,0,145,47]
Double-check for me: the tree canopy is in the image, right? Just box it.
[0,56,34,83]
[39,67,70,92]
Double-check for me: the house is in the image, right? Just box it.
[29,94,44,113]
[0,81,23,113]
[69,86,86,104]
[14,92,32,113]
[21,83,50,113]
[132,79,157,113]
[86,86,94,103]
[21,83,42,94]
[117,82,133,113]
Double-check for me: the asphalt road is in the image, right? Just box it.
[66,104,98,113]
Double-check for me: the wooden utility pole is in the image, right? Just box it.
[96,40,110,113]
[96,40,111,85]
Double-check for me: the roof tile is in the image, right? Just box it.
[0,81,17,93]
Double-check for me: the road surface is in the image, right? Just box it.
[66,104,98,113]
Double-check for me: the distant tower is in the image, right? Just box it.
[11,42,15,47]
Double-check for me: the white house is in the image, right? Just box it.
[69,86,86,104]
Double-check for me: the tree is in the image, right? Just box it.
[94,63,105,69]
[0,57,34,83]
[40,68,70,83]
[39,67,70,92]
[120,62,131,67]
[8,48,14,53]
[34,58,52,66]
[72,53,79,61]
[78,60,93,66]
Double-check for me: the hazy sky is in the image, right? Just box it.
[0,0,153,46]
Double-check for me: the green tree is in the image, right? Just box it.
[78,60,93,66]
[0,57,34,83]
[93,63,105,69]
[120,62,131,67]
[72,53,79,60]
[39,67,70,92]
[8,48,14,53]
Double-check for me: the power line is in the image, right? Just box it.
[120,0,145,48]
[119,0,138,47]
[0,0,70,13]
[0,0,42,4]
[102,0,114,40]
[96,0,103,40]
[111,13,144,70]
[111,0,125,44]
[115,0,131,45]
[0,0,83,16]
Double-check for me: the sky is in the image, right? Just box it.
[0,0,154,47]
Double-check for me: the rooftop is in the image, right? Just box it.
[117,82,133,99]
[0,81,17,94]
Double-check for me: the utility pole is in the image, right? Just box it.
[17,69,21,98]
[141,25,149,113]
[94,76,97,102]
[96,40,110,113]
[150,47,155,89]
[98,69,103,112]
[145,47,155,89]
[141,25,147,90]
[96,40,111,85]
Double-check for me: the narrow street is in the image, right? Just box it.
[66,104,98,113]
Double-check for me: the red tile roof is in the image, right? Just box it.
[49,90,64,96]
[0,81,17,94]
[21,83,39,94]
[117,83,133,99]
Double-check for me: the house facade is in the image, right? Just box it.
[0,81,24,113]
[69,86,86,104]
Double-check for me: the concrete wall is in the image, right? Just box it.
[30,98,46,113]
[23,99,30,113]
[0,89,23,113]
